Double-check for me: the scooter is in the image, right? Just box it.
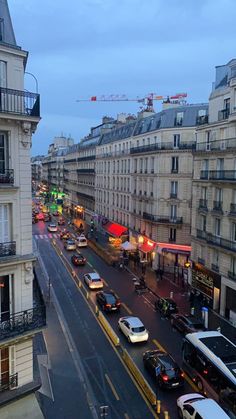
[134,279,148,295]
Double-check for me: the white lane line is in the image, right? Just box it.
[87,262,93,268]
[48,234,52,238]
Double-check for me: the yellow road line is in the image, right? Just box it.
[153,339,166,352]
[105,373,120,400]
[103,278,108,287]
[124,414,130,419]
[121,303,132,315]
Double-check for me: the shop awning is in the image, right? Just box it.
[157,242,191,255]
[139,239,156,253]
[103,222,128,238]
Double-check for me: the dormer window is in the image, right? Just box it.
[0,18,4,42]
[175,112,183,126]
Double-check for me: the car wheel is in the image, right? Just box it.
[177,407,183,419]
[127,336,131,343]
[196,377,204,392]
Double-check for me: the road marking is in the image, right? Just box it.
[153,339,166,353]
[121,303,132,315]
[103,278,108,287]
[124,414,130,419]
[105,373,120,400]
[87,262,93,268]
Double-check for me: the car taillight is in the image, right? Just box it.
[106,304,111,308]
[180,371,185,378]
[161,374,169,382]
[116,301,121,306]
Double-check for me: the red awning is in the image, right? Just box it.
[139,239,156,253]
[157,242,191,255]
[103,222,128,238]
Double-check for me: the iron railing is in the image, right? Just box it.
[0,305,46,341]
[218,108,230,121]
[0,373,18,392]
[209,170,236,181]
[0,241,16,257]
[206,233,236,252]
[200,170,209,179]
[230,203,236,214]
[196,137,236,152]
[199,199,208,210]
[77,169,95,174]
[212,201,223,212]
[0,169,14,184]
[196,229,207,240]
[130,142,195,154]
[198,257,205,265]
[0,87,40,117]
[211,263,219,272]
[170,193,178,199]
[143,213,183,224]
[228,271,236,281]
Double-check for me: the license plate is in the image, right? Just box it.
[172,383,179,386]
[111,307,117,310]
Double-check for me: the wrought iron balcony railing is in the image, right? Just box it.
[170,192,177,199]
[143,212,183,224]
[196,229,207,240]
[0,241,16,257]
[209,170,236,181]
[212,200,223,212]
[0,87,40,117]
[200,170,209,180]
[0,170,14,184]
[198,199,208,210]
[0,305,46,341]
[0,373,18,392]
[130,142,195,154]
[218,108,230,121]
[229,203,236,214]
[77,169,95,174]
[206,233,236,252]
[228,271,236,281]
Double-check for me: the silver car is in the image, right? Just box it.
[83,272,103,289]
[64,239,76,251]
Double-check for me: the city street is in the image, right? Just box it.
[33,221,156,419]
[33,218,195,419]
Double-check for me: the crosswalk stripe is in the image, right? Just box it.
[48,234,52,238]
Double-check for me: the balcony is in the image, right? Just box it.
[77,169,95,174]
[211,263,219,272]
[0,277,46,343]
[130,142,195,155]
[207,233,236,252]
[0,170,14,185]
[171,168,178,174]
[0,373,18,392]
[0,241,16,258]
[229,203,236,215]
[212,200,223,213]
[143,212,183,224]
[196,229,207,240]
[198,199,208,211]
[0,87,40,117]
[200,170,209,180]
[198,257,205,265]
[209,170,236,181]
[218,108,230,121]
[228,271,236,281]
[170,192,177,199]
[196,115,209,125]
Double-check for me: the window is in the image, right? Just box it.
[217,158,224,172]
[140,159,143,173]
[134,159,137,173]
[169,228,176,242]
[144,158,148,172]
[171,157,179,173]
[151,157,154,173]
[213,249,219,268]
[224,98,230,111]
[232,223,236,242]
[173,134,180,148]
[201,187,207,200]
[176,112,183,126]
[215,218,221,237]
[201,215,206,231]
[0,204,10,243]
[171,181,178,197]
[230,257,236,275]
[170,205,177,219]
[215,188,222,202]
[202,159,209,171]
[0,134,9,173]
[0,61,7,88]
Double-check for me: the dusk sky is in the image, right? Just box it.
[9,0,236,156]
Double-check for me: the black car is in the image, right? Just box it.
[96,291,121,312]
[143,350,184,389]
[71,254,86,266]
[170,314,205,334]
[155,297,178,317]
[60,230,70,240]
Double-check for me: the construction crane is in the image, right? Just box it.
[76,92,187,112]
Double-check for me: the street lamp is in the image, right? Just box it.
[25,71,38,94]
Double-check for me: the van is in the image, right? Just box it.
[76,234,88,248]
[177,393,230,418]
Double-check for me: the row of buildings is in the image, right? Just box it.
[0,1,45,417]
[36,62,236,327]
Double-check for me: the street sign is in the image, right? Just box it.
[155,366,161,376]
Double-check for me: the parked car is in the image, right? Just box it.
[171,314,205,334]
[71,253,86,266]
[118,316,149,343]
[177,393,230,419]
[58,217,65,225]
[47,223,58,232]
[143,349,184,389]
[36,212,44,221]
[83,272,103,290]
[64,239,76,251]
[96,291,121,312]
[155,297,178,317]
[77,234,87,248]
[60,230,70,240]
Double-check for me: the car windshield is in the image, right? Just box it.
[105,295,116,304]
[91,277,101,282]
[79,239,87,243]
[192,322,204,329]
[67,240,75,244]
[159,355,176,371]
[132,326,145,333]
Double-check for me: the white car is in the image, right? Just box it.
[83,272,103,290]
[77,234,88,248]
[47,223,58,232]
[177,393,230,419]
[118,316,149,343]
[64,239,76,251]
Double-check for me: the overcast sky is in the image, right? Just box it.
[9,0,236,156]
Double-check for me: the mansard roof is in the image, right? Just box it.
[0,0,18,47]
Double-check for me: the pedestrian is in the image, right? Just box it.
[159,268,163,280]
[141,263,146,275]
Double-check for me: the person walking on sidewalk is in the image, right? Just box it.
[141,263,146,276]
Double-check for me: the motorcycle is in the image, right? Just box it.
[134,278,148,295]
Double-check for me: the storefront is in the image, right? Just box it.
[138,236,156,264]
[102,221,128,246]
[191,262,221,310]
[153,242,191,275]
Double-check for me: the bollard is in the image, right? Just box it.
[201,306,209,329]
[170,291,173,299]
[156,400,161,414]
[95,305,99,315]
[191,306,195,316]
[164,411,169,419]
[86,292,89,300]
[79,281,82,288]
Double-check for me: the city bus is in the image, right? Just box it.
[182,331,236,418]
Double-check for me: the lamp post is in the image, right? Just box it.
[25,71,38,94]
